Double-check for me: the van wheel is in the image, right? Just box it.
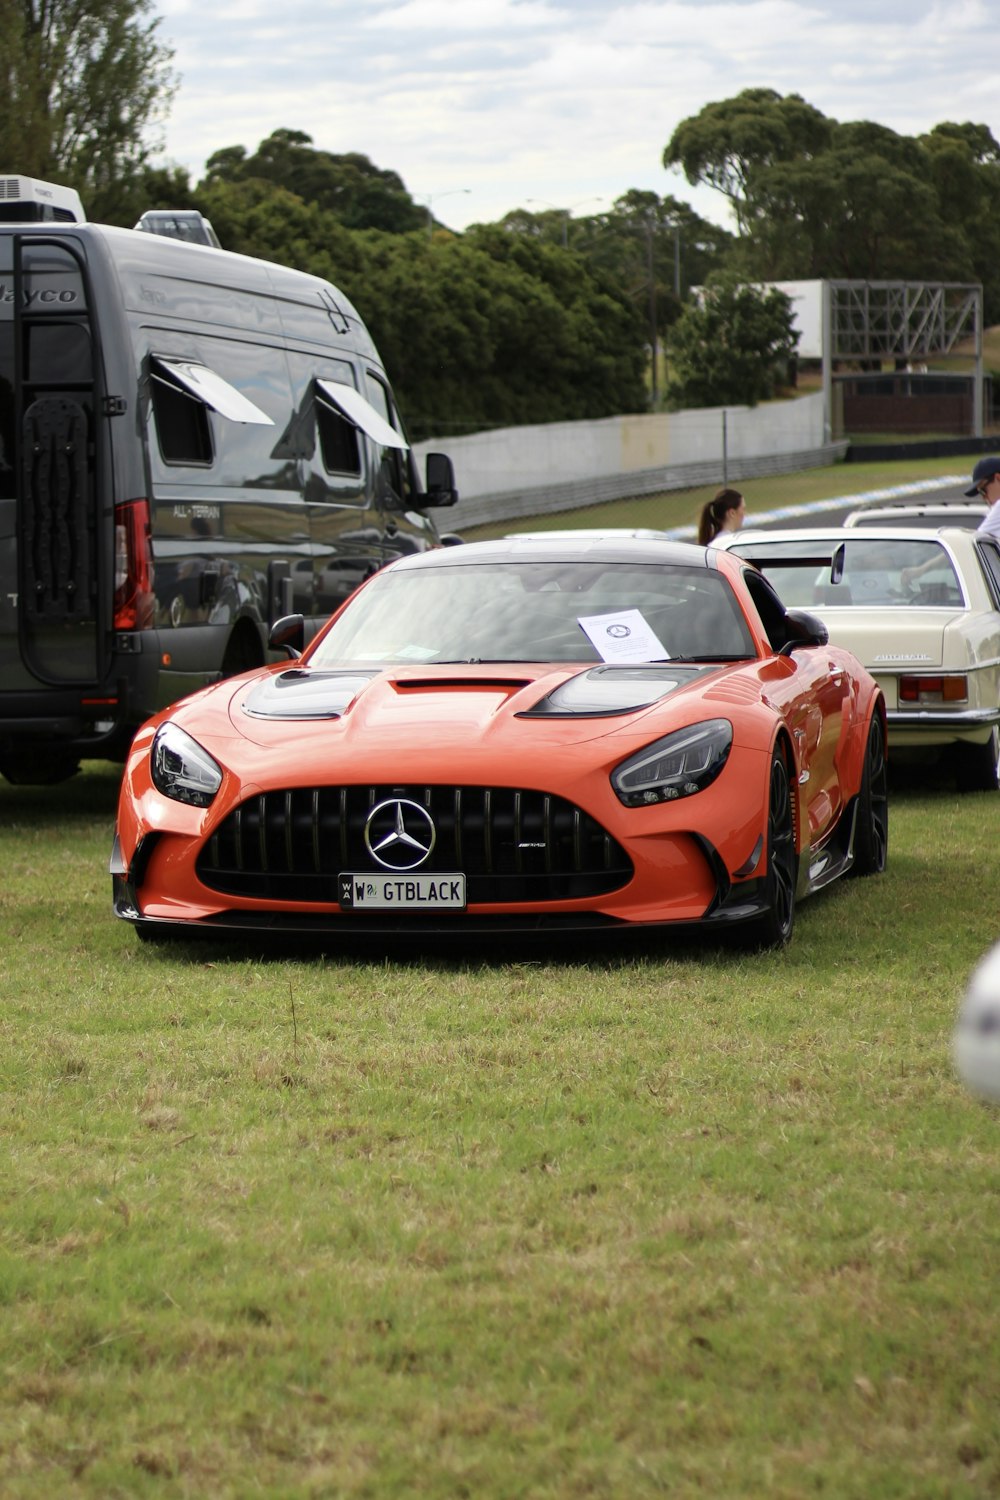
[220,627,264,679]
[0,750,80,786]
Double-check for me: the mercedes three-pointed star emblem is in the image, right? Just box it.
[363,798,437,871]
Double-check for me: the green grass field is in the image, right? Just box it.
[3,767,998,1499]
[3,456,1000,1498]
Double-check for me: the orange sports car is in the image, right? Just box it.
[111,537,888,947]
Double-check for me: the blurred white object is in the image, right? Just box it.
[954,945,1000,1102]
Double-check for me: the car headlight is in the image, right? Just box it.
[611,719,733,806]
[151,723,223,807]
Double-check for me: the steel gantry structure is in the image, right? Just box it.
[820,280,984,439]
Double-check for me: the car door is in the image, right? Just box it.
[743,567,851,843]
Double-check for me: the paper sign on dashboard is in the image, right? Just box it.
[577,609,669,663]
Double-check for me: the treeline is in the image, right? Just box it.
[665,89,1000,318]
[120,96,1000,435]
[122,132,728,439]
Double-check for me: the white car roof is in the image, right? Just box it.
[719,525,980,547]
[844,503,986,528]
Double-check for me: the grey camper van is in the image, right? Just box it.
[0,182,458,784]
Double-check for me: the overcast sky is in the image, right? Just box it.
[153,0,999,232]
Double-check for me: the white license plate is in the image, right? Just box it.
[339,873,466,910]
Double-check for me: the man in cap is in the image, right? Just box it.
[966,456,1000,541]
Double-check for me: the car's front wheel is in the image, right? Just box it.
[954,726,1000,793]
[746,748,798,949]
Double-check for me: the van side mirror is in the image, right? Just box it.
[268,614,304,659]
[421,452,458,508]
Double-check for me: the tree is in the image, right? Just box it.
[920,123,1000,319]
[667,275,798,410]
[195,176,363,284]
[495,191,733,375]
[203,130,425,234]
[187,177,647,438]
[0,0,176,222]
[664,88,832,236]
[663,91,1000,317]
[753,121,973,283]
[346,226,647,439]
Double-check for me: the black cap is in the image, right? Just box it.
[965,456,1000,497]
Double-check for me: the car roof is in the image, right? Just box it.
[507,527,674,541]
[387,536,724,571]
[844,503,985,527]
[720,525,978,547]
[851,504,983,516]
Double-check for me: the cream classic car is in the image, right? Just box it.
[717,526,1000,791]
[843,501,987,528]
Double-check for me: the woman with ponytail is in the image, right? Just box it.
[697,487,746,546]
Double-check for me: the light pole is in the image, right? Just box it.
[642,214,659,409]
[422,188,471,239]
[526,197,603,248]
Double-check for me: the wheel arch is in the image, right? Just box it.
[770,725,803,854]
[220,614,267,677]
[859,687,889,779]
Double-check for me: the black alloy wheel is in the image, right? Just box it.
[747,748,797,949]
[850,713,889,877]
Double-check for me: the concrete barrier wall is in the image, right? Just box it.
[414,393,841,528]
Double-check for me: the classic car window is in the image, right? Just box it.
[311,561,757,666]
[732,538,965,610]
[974,538,1000,611]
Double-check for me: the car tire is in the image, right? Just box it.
[850,713,889,876]
[0,750,80,786]
[954,727,1000,794]
[746,748,798,949]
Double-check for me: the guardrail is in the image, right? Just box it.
[414,393,847,528]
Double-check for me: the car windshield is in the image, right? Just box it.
[731,538,965,609]
[309,560,758,666]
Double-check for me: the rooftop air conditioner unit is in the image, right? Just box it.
[0,174,86,223]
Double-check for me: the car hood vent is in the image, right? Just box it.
[242,669,381,720]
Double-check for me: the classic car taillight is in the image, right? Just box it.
[114,498,155,629]
[899,674,968,703]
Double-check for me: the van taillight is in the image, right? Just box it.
[114,499,154,630]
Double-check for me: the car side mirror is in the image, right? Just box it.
[268,613,304,659]
[780,607,829,654]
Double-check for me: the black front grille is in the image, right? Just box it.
[196,785,633,905]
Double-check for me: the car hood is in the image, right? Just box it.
[230,662,725,744]
[159,661,765,787]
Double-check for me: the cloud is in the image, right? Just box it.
[361,0,567,30]
[151,0,1000,231]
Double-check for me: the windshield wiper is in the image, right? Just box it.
[665,653,754,663]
